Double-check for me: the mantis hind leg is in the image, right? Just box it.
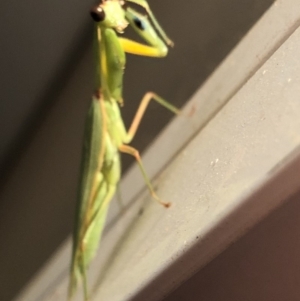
[119,144,170,208]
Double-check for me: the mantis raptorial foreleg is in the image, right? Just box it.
[119,38,167,57]
[126,0,174,46]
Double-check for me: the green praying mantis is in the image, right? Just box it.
[68,0,179,300]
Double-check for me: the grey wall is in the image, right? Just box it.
[0,1,274,300]
[163,191,300,301]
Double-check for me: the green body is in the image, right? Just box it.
[69,1,178,300]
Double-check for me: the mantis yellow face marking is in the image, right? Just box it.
[68,1,179,300]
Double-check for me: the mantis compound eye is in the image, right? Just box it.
[90,6,106,22]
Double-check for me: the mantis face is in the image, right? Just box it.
[90,0,129,33]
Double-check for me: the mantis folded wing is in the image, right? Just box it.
[68,1,179,300]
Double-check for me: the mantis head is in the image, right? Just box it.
[90,0,129,33]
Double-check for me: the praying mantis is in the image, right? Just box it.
[68,1,179,300]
